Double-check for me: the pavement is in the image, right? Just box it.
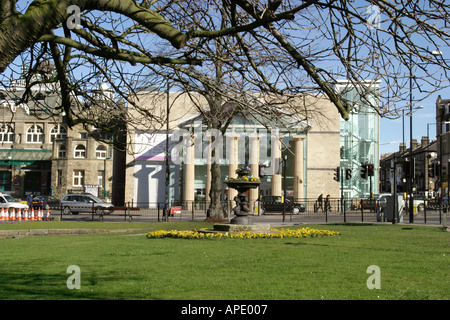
[0,213,447,239]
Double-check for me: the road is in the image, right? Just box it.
[49,206,446,227]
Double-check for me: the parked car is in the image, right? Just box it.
[360,194,392,211]
[32,196,60,210]
[259,196,305,215]
[60,193,114,215]
[359,195,386,210]
[0,193,29,212]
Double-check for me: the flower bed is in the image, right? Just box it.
[146,227,340,239]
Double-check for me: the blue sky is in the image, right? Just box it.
[379,87,449,156]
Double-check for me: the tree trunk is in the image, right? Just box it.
[208,161,226,219]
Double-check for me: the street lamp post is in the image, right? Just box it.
[438,125,450,229]
[409,52,414,223]
[407,51,425,223]
[164,81,170,221]
[407,49,447,223]
[433,50,449,229]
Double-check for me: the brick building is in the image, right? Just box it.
[0,82,116,201]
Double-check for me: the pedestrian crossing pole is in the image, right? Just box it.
[282,155,287,223]
[341,167,344,215]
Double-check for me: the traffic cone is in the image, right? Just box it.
[9,209,15,221]
[46,209,51,221]
[30,208,35,221]
[17,208,22,221]
[23,209,28,221]
[0,208,4,221]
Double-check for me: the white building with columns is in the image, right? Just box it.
[124,91,342,209]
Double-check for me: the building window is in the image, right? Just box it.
[58,145,66,158]
[0,171,12,192]
[97,170,104,186]
[442,122,450,134]
[73,170,85,187]
[0,124,14,143]
[95,145,107,159]
[74,145,86,158]
[50,125,67,142]
[57,170,63,186]
[26,125,44,143]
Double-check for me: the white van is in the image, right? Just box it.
[0,193,29,211]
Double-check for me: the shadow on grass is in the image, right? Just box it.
[0,272,87,299]
[326,223,375,227]
[284,242,330,247]
[0,269,150,300]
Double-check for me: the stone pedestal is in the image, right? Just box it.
[213,223,271,233]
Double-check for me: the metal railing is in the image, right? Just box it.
[48,198,446,224]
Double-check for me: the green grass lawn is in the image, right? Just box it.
[0,222,448,300]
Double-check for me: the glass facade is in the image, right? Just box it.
[337,81,380,199]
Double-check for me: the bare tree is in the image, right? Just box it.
[0,1,449,214]
[137,1,314,218]
[1,1,449,120]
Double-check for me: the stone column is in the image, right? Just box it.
[293,135,306,201]
[183,134,195,207]
[227,134,240,202]
[205,134,212,202]
[271,134,283,197]
[249,134,260,214]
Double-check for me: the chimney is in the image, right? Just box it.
[412,139,419,151]
[399,142,406,153]
[421,136,429,147]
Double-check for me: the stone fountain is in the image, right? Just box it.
[212,167,270,233]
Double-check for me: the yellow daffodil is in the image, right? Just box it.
[146,227,339,240]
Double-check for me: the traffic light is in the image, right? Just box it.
[334,166,340,181]
[345,168,352,180]
[360,164,368,179]
[259,164,266,178]
[428,163,435,178]
[403,161,410,178]
[368,164,374,177]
